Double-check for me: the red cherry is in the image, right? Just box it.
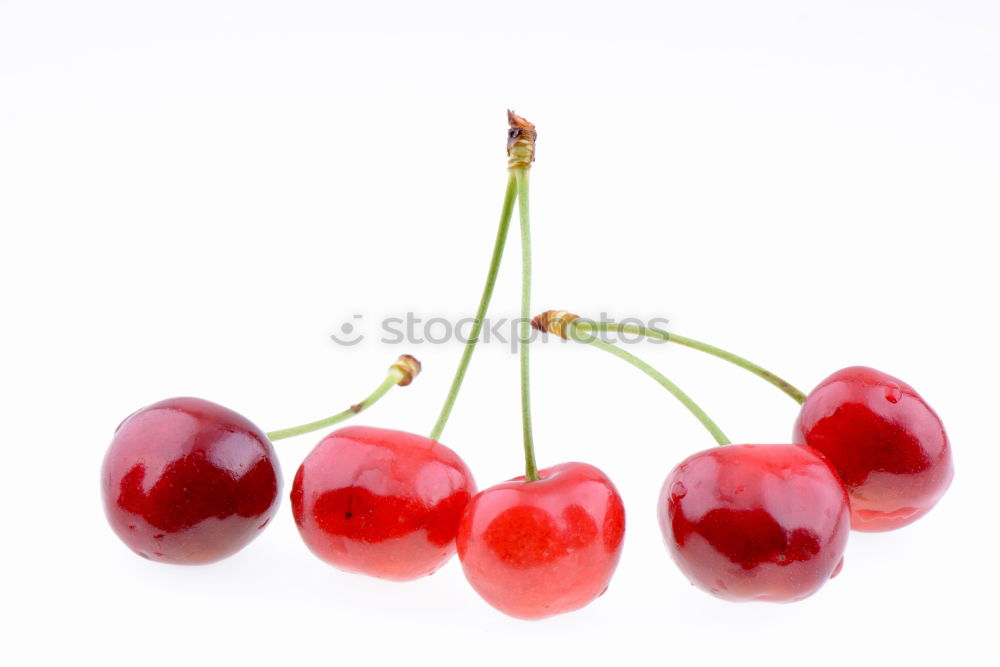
[291,425,476,582]
[101,397,282,565]
[658,444,849,602]
[793,366,953,532]
[456,462,625,620]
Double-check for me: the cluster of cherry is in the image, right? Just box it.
[101,112,952,619]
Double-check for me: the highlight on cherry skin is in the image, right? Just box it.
[291,425,477,581]
[101,397,282,565]
[793,366,953,532]
[658,444,850,603]
[456,462,626,620]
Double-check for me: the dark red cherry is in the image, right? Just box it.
[456,462,625,620]
[793,366,953,532]
[291,425,476,581]
[658,444,849,602]
[101,397,281,564]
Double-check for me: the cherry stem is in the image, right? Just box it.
[563,320,731,446]
[515,165,539,481]
[573,321,807,404]
[429,172,518,442]
[267,355,421,442]
[506,109,540,481]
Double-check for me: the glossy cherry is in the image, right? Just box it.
[793,366,953,532]
[659,444,849,602]
[291,425,476,581]
[101,397,282,564]
[456,462,625,620]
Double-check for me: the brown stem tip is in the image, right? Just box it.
[391,354,422,386]
[530,310,580,339]
[507,109,537,168]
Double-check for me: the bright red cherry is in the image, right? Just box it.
[101,397,282,565]
[456,462,625,620]
[291,425,476,581]
[793,366,953,532]
[659,444,849,603]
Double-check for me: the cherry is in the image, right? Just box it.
[101,397,282,564]
[658,444,849,602]
[793,366,953,532]
[456,462,625,620]
[451,115,625,619]
[291,425,476,581]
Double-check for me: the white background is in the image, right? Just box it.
[2,1,997,665]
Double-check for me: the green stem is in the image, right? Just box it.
[267,371,403,441]
[565,321,731,446]
[515,167,539,481]
[429,172,518,441]
[574,321,806,404]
